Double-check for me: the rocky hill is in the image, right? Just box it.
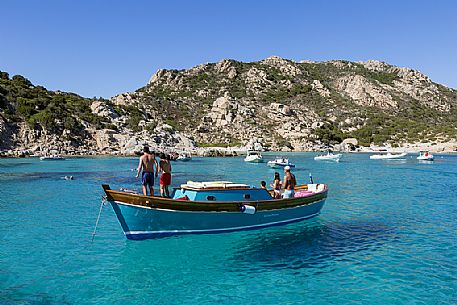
[1,57,457,156]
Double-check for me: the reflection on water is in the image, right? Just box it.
[383,159,407,165]
[0,290,72,305]
[231,220,396,273]
[0,162,33,168]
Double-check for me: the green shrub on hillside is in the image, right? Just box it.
[0,72,107,132]
[125,106,144,132]
[315,123,344,145]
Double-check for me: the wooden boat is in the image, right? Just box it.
[102,181,328,240]
[244,151,264,163]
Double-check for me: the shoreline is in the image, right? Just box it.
[1,146,456,159]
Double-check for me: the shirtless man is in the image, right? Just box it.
[136,146,158,196]
[159,153,172,197]
[282,166,296,198]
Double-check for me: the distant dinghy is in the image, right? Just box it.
[369,152,407,160]
[40,154,65,161]
[267,157,295,168]
[176,154,192,161]
[417,151,434,161]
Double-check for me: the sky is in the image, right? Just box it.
[1,0,456,98]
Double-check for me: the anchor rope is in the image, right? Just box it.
[91,195,107,242]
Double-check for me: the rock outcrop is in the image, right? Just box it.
[334,75,398,109]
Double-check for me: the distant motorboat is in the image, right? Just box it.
[314,152,342,162]
[417,151,434,161]
[267,156,295,168]
[369,152,407,160]
[176,154,192,162]
[40,154,65,161]
[244,151,264,163]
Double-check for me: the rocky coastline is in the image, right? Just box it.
[2,138,456,158]
[1,57,456,157]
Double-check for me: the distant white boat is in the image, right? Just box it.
[267,156,295,168]
[417,151,434,161]
[176,154,192,161]
[314,152,342,162]
[40,155,65,161]
[369,152,407,160]
[244,151,264,163]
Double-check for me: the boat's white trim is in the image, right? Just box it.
[124,212,320,236]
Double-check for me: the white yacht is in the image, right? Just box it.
[244,151,264,163]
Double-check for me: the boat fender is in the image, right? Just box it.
[176,195,189,201]
[240,204,256,214]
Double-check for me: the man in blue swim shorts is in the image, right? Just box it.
[282,166,296,198]
[136,146,158,196]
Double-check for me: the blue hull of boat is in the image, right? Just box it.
[110,199,326,240]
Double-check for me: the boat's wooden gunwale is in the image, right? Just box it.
[102,184,327,212]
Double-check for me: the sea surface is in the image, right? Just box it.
[1,153,456,305]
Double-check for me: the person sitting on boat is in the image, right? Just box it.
[159,153,172,198]
[136,146,158,196]
[260,181,267,189]
[282,166,296,198]
[270,172,282,199]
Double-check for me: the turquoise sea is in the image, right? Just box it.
[1,153,456,304]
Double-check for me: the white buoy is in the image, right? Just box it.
[240,205,256,214]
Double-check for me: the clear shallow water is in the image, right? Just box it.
[1,153,456,304]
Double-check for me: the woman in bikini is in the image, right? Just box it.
[270,172,282,199]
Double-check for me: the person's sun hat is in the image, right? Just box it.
[284,166,290,170]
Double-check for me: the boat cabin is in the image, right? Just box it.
[173,181,273,202]
[247,151,261,156]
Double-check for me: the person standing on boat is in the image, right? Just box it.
[136,146,159,196]
[282,166,296,198]
[270,172,282,199]
[159,153,172,197]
